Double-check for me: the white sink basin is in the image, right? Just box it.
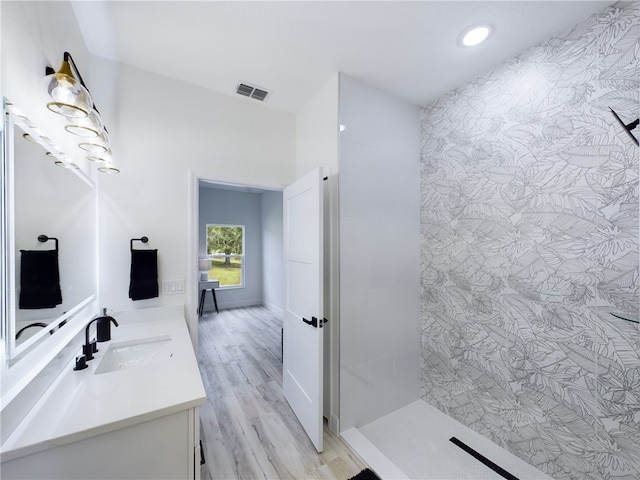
[95,336,173,375]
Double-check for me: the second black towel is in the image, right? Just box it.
[129,249,159,301]
[19,249,63,309]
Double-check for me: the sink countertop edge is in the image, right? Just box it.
[1,309,206,463]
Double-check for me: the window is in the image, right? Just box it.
[206,224,244,288]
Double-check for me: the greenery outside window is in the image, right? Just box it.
[206,224,244,287]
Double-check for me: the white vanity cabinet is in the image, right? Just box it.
[2,408,199,480]
[1,306,206,480]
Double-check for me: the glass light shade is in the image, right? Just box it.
[44,60,93,118]
[87,149,112,165]
[87,154,110,165]
[78,130,109,153]
[54,160,79,170]
[93,151,120,174]
[65,110,103,137]
[22,133,39,143]
[98,165,120,174]
[24,128,52,145]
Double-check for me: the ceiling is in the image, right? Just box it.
[71,1,612,114]
[199,180,271,194]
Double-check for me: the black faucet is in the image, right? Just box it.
[83,317,100,361]
[75,309,120,371]
[74,319,99,371]
[96,308,119,342]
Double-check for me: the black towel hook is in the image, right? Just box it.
[610,107,639,146]
[130,236,149,251]
[38,235,58,251]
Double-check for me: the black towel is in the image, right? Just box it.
[129,249,159,300]
[19,249,62,309]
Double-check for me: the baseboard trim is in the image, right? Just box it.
[330,414,340,435]
[215,299,262,310]
[262,301,283,317]
[340,428,408,480]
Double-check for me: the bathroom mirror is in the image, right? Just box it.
[2,99,97,362]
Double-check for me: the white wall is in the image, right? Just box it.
[90,57,296,338]
[198,187,263,310]
[261,190,284,314]
[295,74,340,428]
[296,73,339,178]
[338,74,421,431]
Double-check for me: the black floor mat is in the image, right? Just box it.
[349,468,381,480]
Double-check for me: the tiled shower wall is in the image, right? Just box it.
[420,3,639,480]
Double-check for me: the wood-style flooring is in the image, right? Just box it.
[198,306,366,480]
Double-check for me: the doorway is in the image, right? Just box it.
[191,175,356,477]
[188,174,286,337]
[188,171,337,466]
[197,180,284,315]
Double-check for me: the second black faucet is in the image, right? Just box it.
[78,308,119,367]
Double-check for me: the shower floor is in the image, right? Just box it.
[341,400,552,480]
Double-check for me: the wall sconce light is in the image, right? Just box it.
[78,130,110,154]
[610,107,639,146]
[87,150,112,164]
[87,150,120,174]
[98,164,120,174]
[54,160,80,170]
[43,53,93,118]
[65,109,103,138]
[44,52,120,173]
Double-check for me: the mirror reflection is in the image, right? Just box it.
[4,101,96,359]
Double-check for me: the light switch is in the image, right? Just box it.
[160,279,185,295]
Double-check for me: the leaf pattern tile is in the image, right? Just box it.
[420,3,639,480]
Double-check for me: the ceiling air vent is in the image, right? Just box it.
[236,83,270,102]
[251,88,268,101]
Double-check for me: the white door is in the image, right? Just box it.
[283,167,324,452]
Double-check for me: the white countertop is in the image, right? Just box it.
[1,306,206,462]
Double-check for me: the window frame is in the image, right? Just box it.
[205,223,245,289]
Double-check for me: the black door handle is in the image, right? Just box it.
[302,317,318,328]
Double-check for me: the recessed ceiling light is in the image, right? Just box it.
[462,26,490,47]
